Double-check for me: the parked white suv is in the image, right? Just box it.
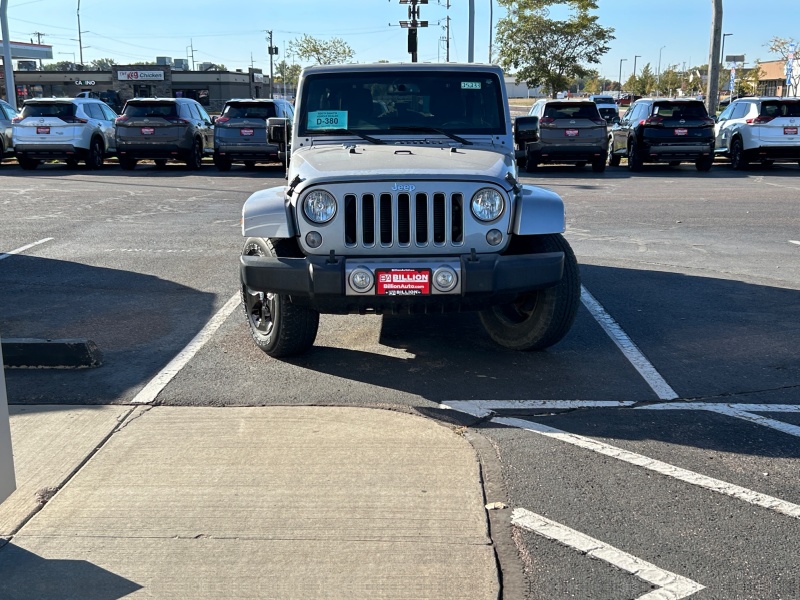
[12,97,118,170]
[714,97,800,169]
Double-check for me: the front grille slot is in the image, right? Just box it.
[415,194,428,245]
[362,194,375,246]
[342,190,470,249]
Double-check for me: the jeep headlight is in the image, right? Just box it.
[470,188,505,222]
[303,190,337,224]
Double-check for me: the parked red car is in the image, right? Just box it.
[616,94,642,107]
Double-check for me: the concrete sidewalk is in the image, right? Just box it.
[0,405,499,599]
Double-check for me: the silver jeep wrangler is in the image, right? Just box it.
[239,63,580,357]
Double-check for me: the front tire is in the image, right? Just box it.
[119,156,137,170]
[730,138,749,170]
[186,139,203,170]
[241,237,320,358]
[86,138,104,170]
[607,138,621,167]
[479,234,580,351]
[695,154,713,172]
[591,154,607,173]
[17,156,40,170]
[627,139,643,172]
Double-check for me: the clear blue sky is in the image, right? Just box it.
[4,0,795,80]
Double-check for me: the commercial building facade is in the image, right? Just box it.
[4,65,271,113]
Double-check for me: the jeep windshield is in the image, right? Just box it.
[297,70,506,138]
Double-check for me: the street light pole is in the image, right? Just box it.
[720,33,732,69]
[618,58,627,98]
[657,46,666,95]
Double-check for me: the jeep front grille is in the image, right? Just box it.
[344,192,464,249]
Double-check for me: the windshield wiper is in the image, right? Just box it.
[317,129,385,145]
[388,126,473,145]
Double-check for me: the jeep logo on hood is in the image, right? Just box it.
[391,183,416,192]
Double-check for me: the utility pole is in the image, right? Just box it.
[266,30,278,99]
[77,0,83,67]
[445,14,450,62]
[488,0,493,63]
[32,31,46,69]
[188,39,196,71]
[706,0,723,115]
[468,0,474,62]
[399,0,428,63]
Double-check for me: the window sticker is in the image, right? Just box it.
[461,81,482,90]
[307,110,348,130]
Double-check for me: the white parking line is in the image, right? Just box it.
[131,293,240,405]
[638,402,800,438]
[581,286,679,401]
[495,416,800,520]
[512,508,705,599]
[789,240,800,246]
[0,238,54,261]
[444,400,636,418]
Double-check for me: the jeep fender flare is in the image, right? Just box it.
[511,185,566,236]
[242,185,297,239]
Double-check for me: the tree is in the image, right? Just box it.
[90,58,116,71]
[43,61,78,72]
[274,60,302,88]
[657,65,683,97]
[496,0,614,98]
[289,34,354,65]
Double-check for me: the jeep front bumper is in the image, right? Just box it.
[240,251,564,313]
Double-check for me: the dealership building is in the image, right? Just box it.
[3,64,273,112]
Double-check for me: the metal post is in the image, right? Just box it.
[618,58,627,99]
[0,335,17,505]
[657,46,666,96]
[488,0,493,63]
[268,30,274,99]
[1,0,16,109]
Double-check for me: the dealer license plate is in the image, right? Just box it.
[240,128,255,136]
[36,126,50,135]
[141,127,155,135]
[376,268,431,296]
[565,129,579,137]
[784,127,798,135]
[675,128,688,136]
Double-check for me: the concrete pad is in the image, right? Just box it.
[6,407,499,599]
[0,405,133,536]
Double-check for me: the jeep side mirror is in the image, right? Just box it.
[267,117,291,144]
[211,115,218,124]
[514,116,540,145]
[612,116,620,124]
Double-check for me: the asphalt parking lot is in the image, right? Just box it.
[1,158,799,599]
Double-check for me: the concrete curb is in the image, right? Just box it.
[1,338,102,369]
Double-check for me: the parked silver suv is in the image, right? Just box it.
[714,97,800,169]
[12,97,117,170]
[115,98,214,170]
[213,98,293,171]
[514,99,608,172]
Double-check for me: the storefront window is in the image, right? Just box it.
[174,89,210,106]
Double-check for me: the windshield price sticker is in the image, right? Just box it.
[376,268,431,296]
[308,111,348,130]
[461,81,482,90]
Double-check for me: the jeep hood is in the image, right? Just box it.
[290,144,513,183]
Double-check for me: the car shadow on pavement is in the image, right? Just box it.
[0,543,142,600]
[1,256,216,405]
[282,264,800,456]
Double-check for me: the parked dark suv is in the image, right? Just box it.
[608,98,715,171]
[514,99,608,172]
[213,98,293,171]
[114,97,214,169]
